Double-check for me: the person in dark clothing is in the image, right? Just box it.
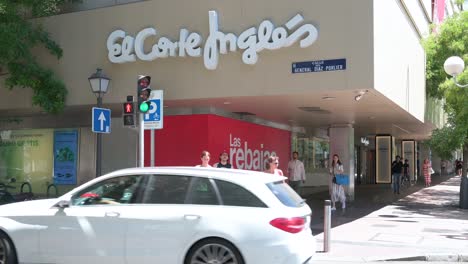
[214,150,232,169]
[456,159,463,176]
[391,156,404,194]
[403,159,410,184]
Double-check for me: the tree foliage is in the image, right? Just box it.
[0,0,77,114]
[423,11,468,161]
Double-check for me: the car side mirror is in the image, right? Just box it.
[54,200,70,209]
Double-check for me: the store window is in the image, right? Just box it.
[0,128,79,200]
[292,136,329,173]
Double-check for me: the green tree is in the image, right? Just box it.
[0,0,77,114]
[423,11,468,176]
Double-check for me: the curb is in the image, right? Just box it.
[384,254,468,262]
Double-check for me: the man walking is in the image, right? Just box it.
[391,155,404,194]
[287,151,306,194]
[214,150,232,168]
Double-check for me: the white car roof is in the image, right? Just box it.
[103,166,285,185]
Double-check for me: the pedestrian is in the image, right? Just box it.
[287,151,306,194]
[391,155,403,194]
[423,158,432,187]
[213,150,232,168]
[456,159,463,177]
[329,154,346,211]
[403,159,410,185]
[264,156,284,176]
[441,160,447,176]
[196,150,212,167]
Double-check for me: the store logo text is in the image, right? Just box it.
[107,11,318,70]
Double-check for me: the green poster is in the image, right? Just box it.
[0,129,54,195]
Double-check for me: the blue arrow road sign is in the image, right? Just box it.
[92,107,111,133]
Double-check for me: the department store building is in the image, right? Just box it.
[1,0,454,199]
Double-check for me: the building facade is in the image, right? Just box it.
[1,0,455,198]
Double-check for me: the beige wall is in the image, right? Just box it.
[61,0,145,13]
[373,0,426,122]
[0,0,374,110]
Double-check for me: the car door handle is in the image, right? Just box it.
[105,211,121,217]
[184,214,200,220]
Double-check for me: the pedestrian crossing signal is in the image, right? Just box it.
[123,114,135,127]
[123,102,134,114]
[123,98,136,127]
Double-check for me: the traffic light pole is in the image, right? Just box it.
[139,112,145,167]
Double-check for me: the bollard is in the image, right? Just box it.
[460,176,468,209]
[323,200,331,252]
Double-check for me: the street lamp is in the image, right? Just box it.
[88,68,111,177]
[444,56,467,88]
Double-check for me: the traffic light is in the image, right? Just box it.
[137,75,151,113]
[123,96,135,127]
[123,114,135,127]
[123,102,134,114]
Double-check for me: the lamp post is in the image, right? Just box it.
[444,56,467,88]
[443,56,468,208]
[88,68,111,177]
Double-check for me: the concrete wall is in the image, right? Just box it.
[101,117,138,175]
[420,0,433,21]
[61,0,145,13]
[401,0,431,37]
[373,0,426,122]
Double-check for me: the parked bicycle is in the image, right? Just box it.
[47,183,59,198]
[0,179,34,205]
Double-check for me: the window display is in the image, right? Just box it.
[0,128,79,198]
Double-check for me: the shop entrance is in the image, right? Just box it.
[292,136,330,187]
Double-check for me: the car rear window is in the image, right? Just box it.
[266,181,305,208]
[215,179,267,208]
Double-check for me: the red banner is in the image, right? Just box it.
[146,114,291,172]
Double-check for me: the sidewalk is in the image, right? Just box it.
[306,175,468,262]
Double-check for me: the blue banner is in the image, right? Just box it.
[53,130,78,185]
[292,58,346,74]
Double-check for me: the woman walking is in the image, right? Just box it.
[329,154,346,210]
[264,156,284,176]
[423,158,432,187]
[196,150,212,167]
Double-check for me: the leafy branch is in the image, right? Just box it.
[0,0,79,114]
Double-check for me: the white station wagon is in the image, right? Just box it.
[0,167,315,264]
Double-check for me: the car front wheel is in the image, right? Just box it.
[0,232,17,264]
[185,238,244,264]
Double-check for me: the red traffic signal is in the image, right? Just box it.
[123,102,134,114]
[137,75,152,113]
[138,77,151,88]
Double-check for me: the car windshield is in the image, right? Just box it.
[266,180,305,208]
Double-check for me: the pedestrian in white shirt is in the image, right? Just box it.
[287,151,306,194]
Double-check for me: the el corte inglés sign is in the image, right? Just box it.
[107,11,318,70]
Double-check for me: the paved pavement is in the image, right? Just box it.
[303,174,468,262]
